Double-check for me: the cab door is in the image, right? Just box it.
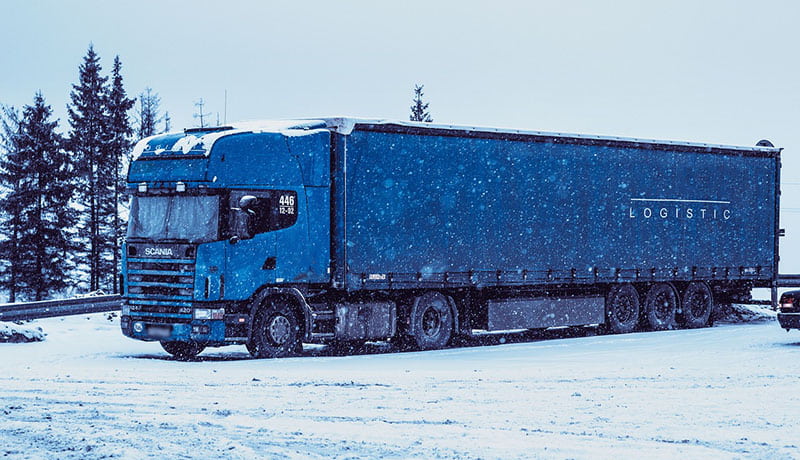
[223,190,278,300]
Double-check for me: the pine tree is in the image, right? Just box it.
[409,84,433,122]
[68,45,110,293]
[136,87,161,138]
[105,56,134,293]
[0,105,24,302]
[0,94,77,301]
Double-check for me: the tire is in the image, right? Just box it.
[248,301,302,358]
[605,284,640,334]
[644,283,679,331]
[679,281,713,328]
[406,292,453,350]
[160,341,205,360]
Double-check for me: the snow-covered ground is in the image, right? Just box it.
[1,314,799,459]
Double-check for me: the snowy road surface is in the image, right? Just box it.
[1,315,799,460]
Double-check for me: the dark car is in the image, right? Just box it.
[778,290,800,330]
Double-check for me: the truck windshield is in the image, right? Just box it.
[127,195,219,242]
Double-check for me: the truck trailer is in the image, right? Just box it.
[120,118,781,358]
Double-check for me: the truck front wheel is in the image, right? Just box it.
[644,283,679,330]
[249,302,301,358]
[160,341,205,360]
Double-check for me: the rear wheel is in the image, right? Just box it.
[248,301,302,358]
[160,341,205,360]
[644,283,679,330]
[405,292,453,350]
[679,281,713,328]
[605,283,640,334]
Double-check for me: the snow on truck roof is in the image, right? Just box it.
[130,117,781,160]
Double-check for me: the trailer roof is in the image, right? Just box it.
[131,117,781,160]
[322,117,781,158]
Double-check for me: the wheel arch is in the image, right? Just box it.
[247,287,313,341]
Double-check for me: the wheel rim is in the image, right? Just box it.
[654,290,674,320]
[421,307,442,337]
[268,315,291,345]
[686,288,710,318]
[615,293,636,323]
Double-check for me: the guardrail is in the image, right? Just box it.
[0,295,122,321]
[777,274,800,288]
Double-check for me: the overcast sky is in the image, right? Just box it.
[2,0,800,271]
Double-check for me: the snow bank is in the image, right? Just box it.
[0,321,44,343]
[714,303,777,324]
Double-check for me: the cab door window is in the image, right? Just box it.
[229,190,298,238]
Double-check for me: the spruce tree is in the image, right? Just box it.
[409,84,433,122]
[105,56,134,293]
[1,94,76,301]
[68,45,110,293]
[136,87,161,138]
[0,105,25,301]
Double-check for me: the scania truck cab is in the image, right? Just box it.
[121,121,336,358]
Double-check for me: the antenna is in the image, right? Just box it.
[193,98,211,128]
[224,90,227,124]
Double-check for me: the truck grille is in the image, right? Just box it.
[126,257,195,300]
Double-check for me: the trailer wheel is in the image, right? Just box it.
[406,292,453,350]
[160,341,205,360]
[249,301,301,358]
[679,281,713,328]
[644,283,678,330]
[606,284,640,334]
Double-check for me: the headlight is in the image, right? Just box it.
[122,305,131,316]
[133,322,144,333]
[194,308,224,320]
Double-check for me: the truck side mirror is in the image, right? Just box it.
[238,195,258,211]
[230,195,259,243]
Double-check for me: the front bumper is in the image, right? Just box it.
[778,313,800,330]
[121,315,228,344]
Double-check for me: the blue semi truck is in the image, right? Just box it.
[120,118,782,358]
